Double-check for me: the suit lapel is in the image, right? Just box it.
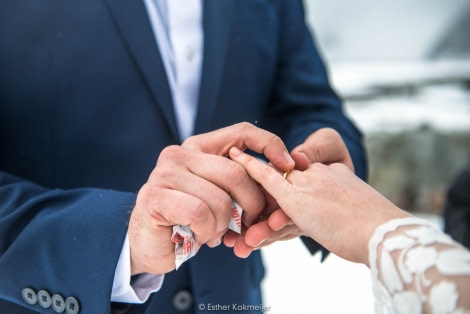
[194,0,235,134]
[104,0,180,141]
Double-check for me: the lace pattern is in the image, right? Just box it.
[369,218,470,314]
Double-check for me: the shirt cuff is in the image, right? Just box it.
[111,233,164,303]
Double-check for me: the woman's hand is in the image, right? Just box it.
[224,128,355,258]
[229,146,410,266]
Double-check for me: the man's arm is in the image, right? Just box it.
[0,123,296,312]
[227,0,367,257]
[0,171,135,313]
[128,122,295,275]
[264,0,367,179]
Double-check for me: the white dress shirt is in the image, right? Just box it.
[111,0,203,303]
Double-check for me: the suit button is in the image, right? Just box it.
[52,294,66,313]
[37,290,52,308]
[172,290,193,311]
[65,296,80,314]
[22,287,37,305]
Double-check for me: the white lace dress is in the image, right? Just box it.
[369,217,470,314]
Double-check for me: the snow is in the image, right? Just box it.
[331,60,470,133]
[303,0,470,61]
[261,214,442,314]
[301,0,470,134]
[258,1,468,312]
[261,241,374,314]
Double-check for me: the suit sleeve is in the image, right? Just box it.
[264,0,367,181]
[0,171,136,313]
[264,0,368,257]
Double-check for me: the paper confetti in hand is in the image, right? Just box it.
[171,200,243,269]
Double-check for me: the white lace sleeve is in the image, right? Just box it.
[368,217,470,314]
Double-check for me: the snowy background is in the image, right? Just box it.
[303,0,470,134]
[260,1,470,313]
[261,214,442,314]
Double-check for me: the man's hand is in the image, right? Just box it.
[225,128,355,257]
[128,123,294,275]
[290,127,354,172]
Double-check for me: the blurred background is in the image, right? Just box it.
[261,1,470,313]
[306,0,470,214]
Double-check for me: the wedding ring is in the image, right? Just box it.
[283,170,292,180]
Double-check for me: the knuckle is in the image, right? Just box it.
[158,145,189,166]
[214,223,228,237]
[156,167,173,182]
[259,162,274,179]
[136,184,162,214]
[293,171,310,186]
[226,161,249,185]
[310,162,327,173]
[320,128,344,148]
[159,145,184,160]
[331,162,350,172]
[212,192,232,214]
[322,127,340,137]
[262,133,285,154]
[269,133,284,146]
[307,146,322,162]
[181,136,196,149]
[188,200,210,223]
[135,183,154,209]
[237,121,255,132]
[152,161,175,182]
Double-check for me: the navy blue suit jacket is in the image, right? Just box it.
[0,0,367,313]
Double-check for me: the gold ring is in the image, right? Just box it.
[283,170,292,180]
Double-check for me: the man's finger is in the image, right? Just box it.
[229,146,291,200]
[141,186,218,244]
[183,122,295,172]
[184,151,265,226]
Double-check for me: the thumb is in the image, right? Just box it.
[291,128,354,172]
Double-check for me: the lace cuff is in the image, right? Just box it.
[369,217,470,314]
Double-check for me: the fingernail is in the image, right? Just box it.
[275,221,294,231]
[230,147,242,157]
[255,238,266,247]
